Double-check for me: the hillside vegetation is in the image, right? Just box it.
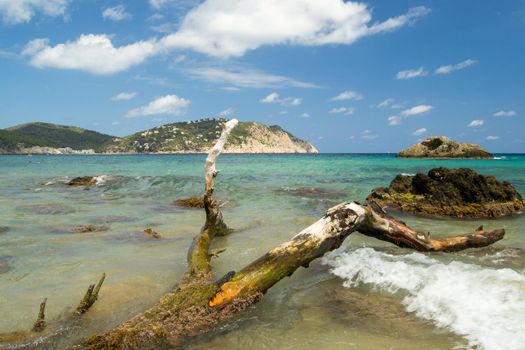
[0,119,317,154]
[1,122,114,152]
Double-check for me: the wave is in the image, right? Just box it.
[323,247,525,350]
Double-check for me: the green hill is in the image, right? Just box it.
[0,119,317,154]
[1,122,115,152]
[107,118,318,153]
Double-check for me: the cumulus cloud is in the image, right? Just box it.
[468,119,484,127]
[388,115,401,125]
[435,59,476,74]
[259,92,302,106]
[187,67,317,89]
[218,107,235,116]
[161,1,430,58]
[24,34,160,75]
[413,128,427,136]
[486,136,499,141]
[329,107,355,115]
[111,92,137,101]
[332,90,363,101]
[494,110,516,117]
[102,5,132,22]
[0,0,69,24]
[126,95,190,117]
[396,67,428,80]
[401,104,433,116]
[260,92,280,103]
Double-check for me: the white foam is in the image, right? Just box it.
[94,175,110,185]
[323,248,525,350]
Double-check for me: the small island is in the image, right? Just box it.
[397,136,493,159]
[368,167,525,218]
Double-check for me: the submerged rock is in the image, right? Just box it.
[397,136,493,159]
[71,225,109,233]
[144,228,162,239]
[368,167,525,218]
[0,257,11,274]
[67,176,97,186]
[278,187,345,198]
[174,197,205,208]
[0,226,9,234]
[16,203,75,215]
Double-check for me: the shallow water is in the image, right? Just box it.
[0,154,524,350]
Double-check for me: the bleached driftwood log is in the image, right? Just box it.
[0,119,505,350]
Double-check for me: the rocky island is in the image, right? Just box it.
[397,136,493,159]
[0,119,317,154]
[367,167,525,218]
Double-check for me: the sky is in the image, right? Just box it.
[0,0,524,153]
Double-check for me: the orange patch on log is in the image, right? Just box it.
[209,282,245,307]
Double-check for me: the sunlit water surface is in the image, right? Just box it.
[1,154,524,350]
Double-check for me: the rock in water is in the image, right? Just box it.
[0,226,9,234]
[67,176,97,186]
[174,197,205,208]
[397,136,493,158]
[368,167,525,218]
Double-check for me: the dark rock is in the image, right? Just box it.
[368,167,525,218]
[72,225,109,233]
[67,176,97,186]
[0,226,9,234]
[397,136,493,158]
[144,228,162,239]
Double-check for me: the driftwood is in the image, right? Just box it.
[0,119,505,349]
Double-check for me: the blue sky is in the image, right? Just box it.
[0,0,523,153]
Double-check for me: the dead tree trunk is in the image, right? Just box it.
[0,119,505,350]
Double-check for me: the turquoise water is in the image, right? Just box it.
[0,154,524,350]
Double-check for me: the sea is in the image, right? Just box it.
[0,154,524,350]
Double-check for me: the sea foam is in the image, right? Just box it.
[323,247,525,350]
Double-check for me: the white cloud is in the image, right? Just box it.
[468,119,484,127]
[126,95,190,117]
[187,67,317,89]
[102,5,132,22]
[300,113,310,118]
[149,0,169,9]
[494,110,516,117]
[24,34,160,75]
[260,92,280,103]
[111,92,137,101]
[329,107,355,115]
[396,67,428,80]
[21,38,49,56]
[401,105,433,116]
[161,1,430,58]
[260,92,302,106]
[111,121,121,125]
[378,98,395,108]
[332,90,363,101]
[486,136,499,141]
[219,107,235,116]
[388,115,401,125]
[435,59,476,74]
[0,0,69,24]
[413,128,427,136]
